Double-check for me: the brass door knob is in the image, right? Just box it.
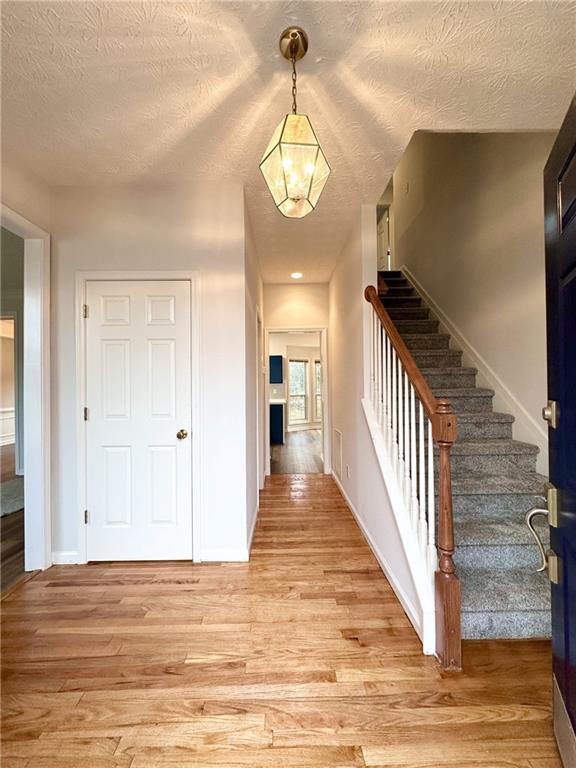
[176,429,188,440]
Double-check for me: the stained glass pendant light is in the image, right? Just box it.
[260,27,331,219]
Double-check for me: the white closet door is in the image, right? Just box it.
[85,280,192,561]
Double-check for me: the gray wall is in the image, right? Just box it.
[392,131,555,471]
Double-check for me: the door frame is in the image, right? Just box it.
[0,204,51,572]
[75,270,201,563]
[256,308,266,491]
[264,326,331,476]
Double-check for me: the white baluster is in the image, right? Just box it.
[427,417,437,579]
[418,401,427,554]
[371,311,376,405]
[386,335,392,434]
[398,357,404,474]
[391,346,398,461]
[410,383,418,528]
[377,325,383,424]
[380,326,386,428]
[404,372,410,504]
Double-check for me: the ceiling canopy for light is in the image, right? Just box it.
[260,27,331,219]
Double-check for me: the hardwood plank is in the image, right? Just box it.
[1,474,560,767]
[270,430,324,475]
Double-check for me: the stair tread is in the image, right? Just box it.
[432,387,494,397]
[455,411,515,423]
[451,470,548,495]
[450,439,539,455]
[455,511,548,546]
[402,333,450,341]
[459,564,550,613]
[412,348,461,354]
[420,366,478,376]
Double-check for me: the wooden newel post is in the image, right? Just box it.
[433,399,462,672]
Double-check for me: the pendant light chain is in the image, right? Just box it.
[291,55,298,114]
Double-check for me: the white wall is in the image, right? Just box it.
[244,211,264,548]
[269,332,321,354]
[392,131,555,471]
[264,283,329,329]
[1,159,51,233]
[329,206,421,627]
[50,182,250,561]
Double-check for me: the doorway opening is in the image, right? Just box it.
[267,330,325,475]
[1,313,24,589]
[1,228,25,589]
[0,209,51,575]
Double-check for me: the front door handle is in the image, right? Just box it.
[176,429,188,440]
[525,508,549,572]
[542,400,559,428]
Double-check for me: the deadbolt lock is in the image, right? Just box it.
[542,400,559,429]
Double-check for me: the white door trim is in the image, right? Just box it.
[264,326,331,476]
[0,204,51,572]
[75,270,201,563]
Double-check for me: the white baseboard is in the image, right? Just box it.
[402,265,548,474]
[331,471,425,646]
[0,435,15,446]
[51,551,78,565]
[200,547,249,562]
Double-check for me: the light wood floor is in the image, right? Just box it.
[1,508,25,593]
[1,475,560,767]
[271,429,323,474]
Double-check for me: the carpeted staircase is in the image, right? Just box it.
[379,270,550,640]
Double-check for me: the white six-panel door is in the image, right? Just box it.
[85,280,192,561]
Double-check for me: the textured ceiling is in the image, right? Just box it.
[2,1,575,282]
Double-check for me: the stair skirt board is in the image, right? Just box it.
[332,459,434,655]
[376,269,550,641]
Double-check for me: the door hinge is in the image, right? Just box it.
[84,407,89,421]
[548,550,562,585]
[84,510,89,525]
[83,304,89,319]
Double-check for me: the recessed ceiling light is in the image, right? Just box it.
[291,272,303,279]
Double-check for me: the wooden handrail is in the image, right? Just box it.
[364,284,461,672]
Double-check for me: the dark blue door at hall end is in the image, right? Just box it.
[544,94,576,765]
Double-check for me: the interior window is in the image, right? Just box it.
[288,359,308,423]
[314,360,322,421]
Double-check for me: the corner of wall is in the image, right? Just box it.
[1,159,51,233]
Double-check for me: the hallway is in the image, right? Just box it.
[271,429,323,474]
[1,475,559,767]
